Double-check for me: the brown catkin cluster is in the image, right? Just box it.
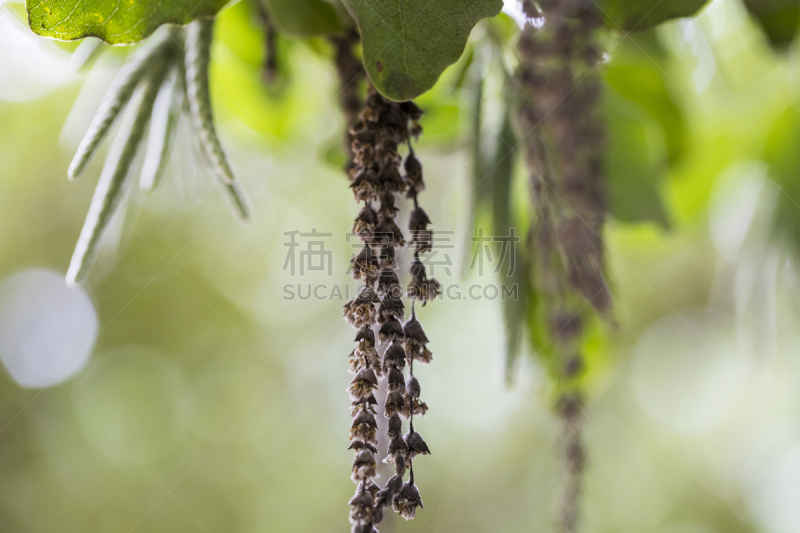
[516,2,608,533]
[331,29,366,172]
[344,88,431,531]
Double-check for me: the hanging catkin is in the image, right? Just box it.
[345,88,432,530]
[516,1,608,532]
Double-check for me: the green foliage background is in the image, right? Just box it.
[2,0,800,532]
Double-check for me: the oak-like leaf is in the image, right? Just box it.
[340,0,503,101]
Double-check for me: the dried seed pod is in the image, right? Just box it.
[355,326,375,346]
[387,367,405,392]
[349,368,378,400]
[349,480,380,532]
[404,153,424,195]
[386,434,410,471]
[353,205,377,240]
[376,192,399,219]
[376,245,397,271]
[404,430,430,460]
[417,344,434,364]
[406,376,421,398]
[387,412,403,438]
[379,317,405,345]
[402,316,429,345]
[382,342,407,371]
[384,390,406,418]
[351,246,380,285]
[392,481,424,520]
[376,271,401,297]
[344,287,381,328]
[350,169,381,202]
[351,449,377,482]
[407,258,441,305]
[378,295,405,323]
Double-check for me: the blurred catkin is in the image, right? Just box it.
[516,1,608,532]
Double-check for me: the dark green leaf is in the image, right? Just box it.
[743,0,800,49]
[26,0,229,44]
[598,0,711,31]
[263,0,343,37]
[340,0,503,101]
[604,32,686,165]
[602,33,680,225]
[603,93,669,225]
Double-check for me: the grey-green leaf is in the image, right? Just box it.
[140,61,184,194]
[185,19,237,186]
[219,181,252,222]
[68,63,167,284]
[490,109,526,380]
[26,0,229,44]
[340,0,503,101]
[68,28,175,180]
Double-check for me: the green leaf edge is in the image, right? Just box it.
[25,0,228,44]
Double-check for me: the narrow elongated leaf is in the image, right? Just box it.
[140,61,184,193]
[184,20,251,220]
[185,19,237,186]
[598,0,710,31]
[743,0,800,49]
[219,180,252,221]
[26,0,228,44]
[263,0,343,37]
[68,62,167,284]
[68,28,175,180]
[340,0,503,101]
[490,109,526,380]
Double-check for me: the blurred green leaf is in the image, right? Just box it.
[263,0,343,37]
[603,95,669,225]
[599,0,711,31]
[601,33,681,225]
[490,110,527,379]
[26,0,229,44]
[742,0,800,49]
[764,107,800,242]
[340,0,503,101]
[604,33,685,165]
